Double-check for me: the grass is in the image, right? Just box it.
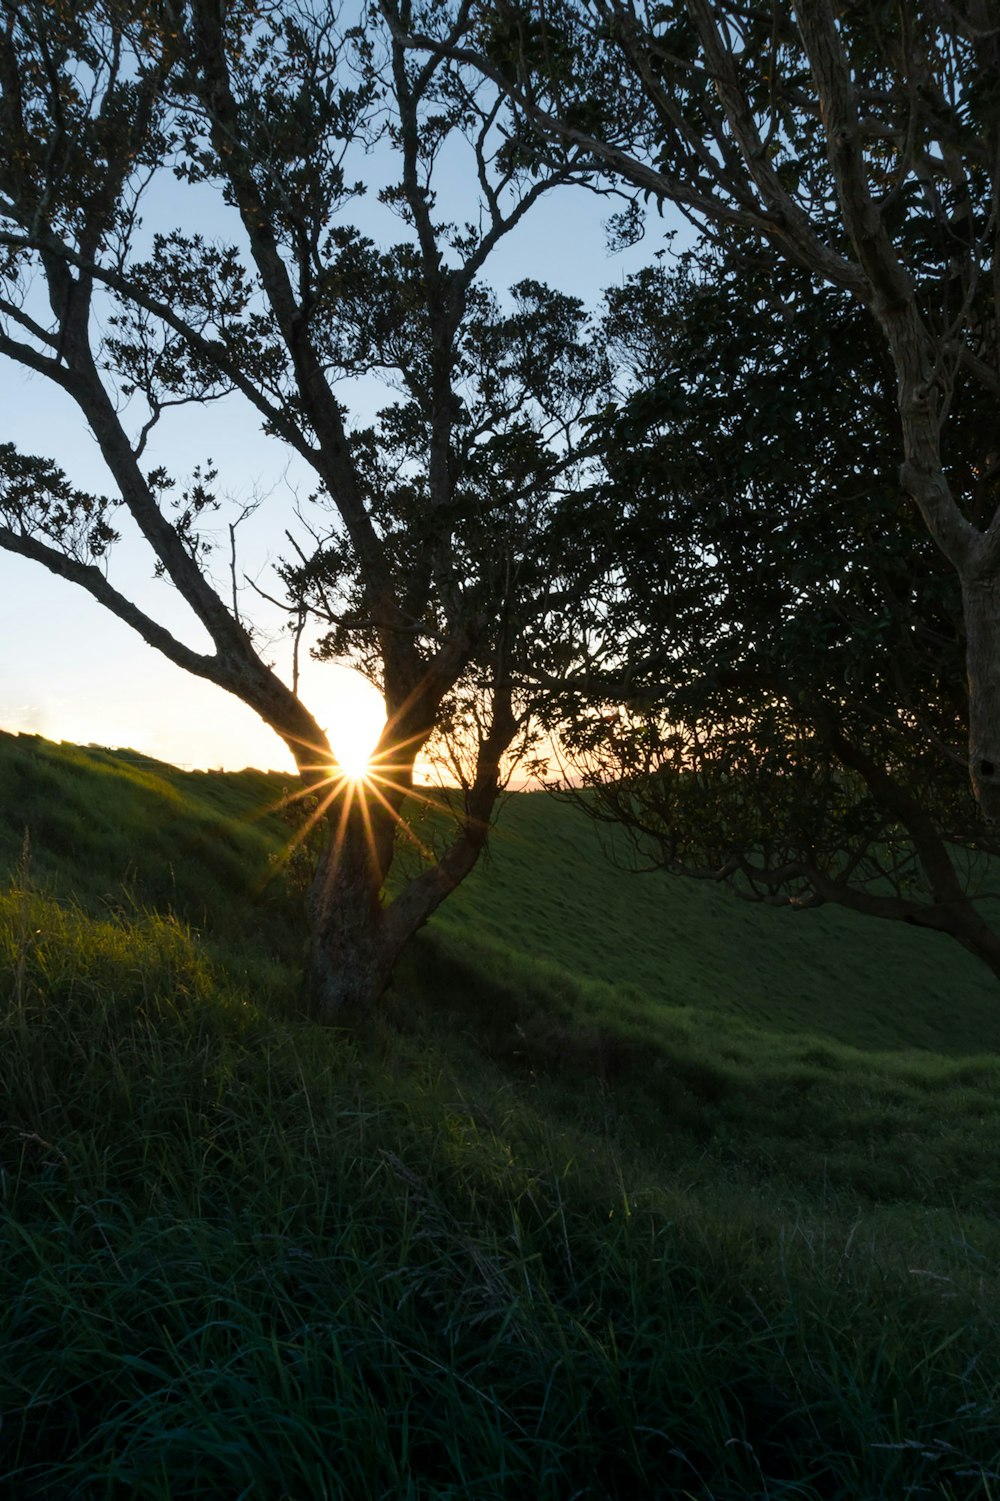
[407,790,1000,1055]
[0,731,292,946]
[1,731,999,1498]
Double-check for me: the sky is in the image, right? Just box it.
[0,46,673,776]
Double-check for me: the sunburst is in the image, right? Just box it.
[257,715,445,891]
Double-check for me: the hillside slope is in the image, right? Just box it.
[404,784,1000,1055]
[2,732,1000,1498]
[4,730,997,1053]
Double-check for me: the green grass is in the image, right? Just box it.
[409,790,1000,1055]
[0,731,293,943]
[1,731,999,1498]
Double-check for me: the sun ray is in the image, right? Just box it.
[355,773,381,871]
[253,692,467,895]
[286,779,340,852]
[245,741,344,828]
[363,775,435,859]
[253,770,342,896]
[366,771,448,811]
[262,769,334,818]
[328,775,357,872]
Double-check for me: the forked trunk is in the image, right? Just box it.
[300,683,515,1019]
[304,797,401,1020]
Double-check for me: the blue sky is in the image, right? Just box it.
[1,95,675,773]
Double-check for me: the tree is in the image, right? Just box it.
[0,0,604,1016]
[401,0,1000,824]
[550,238,1000,980]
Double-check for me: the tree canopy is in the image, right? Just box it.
[4,0,1000,1007]
[0,0,606,1013]
[551,235,1000,979]
[411,0,1000,820]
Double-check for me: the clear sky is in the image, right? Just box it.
[0,64,672,775]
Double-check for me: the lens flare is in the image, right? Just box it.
[320,670,385,782]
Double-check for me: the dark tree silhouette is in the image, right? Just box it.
[400,0,1000,824]
[550,241,1000,980]
[0,0,604,1015]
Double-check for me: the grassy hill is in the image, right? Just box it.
[419,789,1000,1054]
[1,731,999,1498]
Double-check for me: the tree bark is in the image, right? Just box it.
[303,789,400,1019]
[302,777,504,1020]
[301,684,515,1019]
[961,574,1000,823]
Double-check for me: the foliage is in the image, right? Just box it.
[540,236,1000,976]
[0,0,608,1013]
[434,0,1000,828]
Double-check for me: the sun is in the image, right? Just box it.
[332,721,381,781]
[319,668,386,783]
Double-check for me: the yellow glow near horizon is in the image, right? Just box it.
[320,671,386,783]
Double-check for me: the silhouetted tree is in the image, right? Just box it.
[400,0,1000,823]
[0,0,604,1015]
[549,239,1000,979]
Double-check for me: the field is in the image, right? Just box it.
[1,730,999,1498]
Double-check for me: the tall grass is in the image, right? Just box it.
[2,733,999,1497]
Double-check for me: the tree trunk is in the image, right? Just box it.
[298,682,515,1019]
[303,797,402,1020]
[962,573,1000,824]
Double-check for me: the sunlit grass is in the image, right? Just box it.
[3,732,1000,1497]
[402,790,1000,1056]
